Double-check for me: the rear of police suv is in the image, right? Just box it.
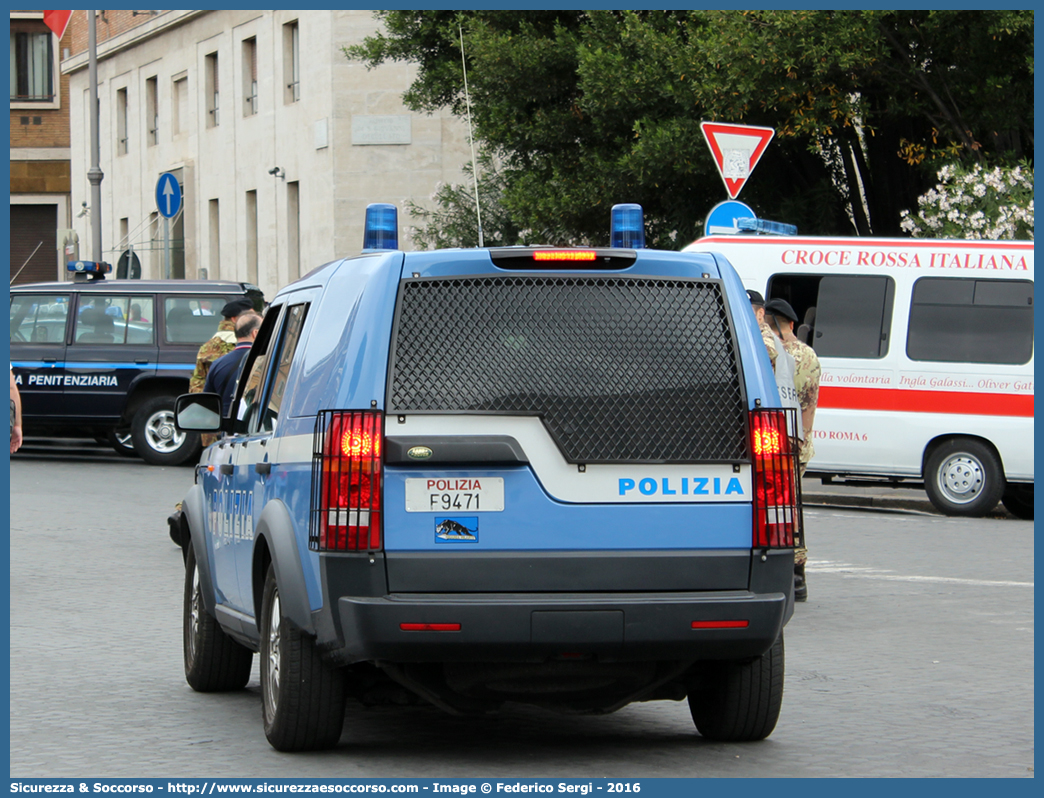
[305,242,798,737]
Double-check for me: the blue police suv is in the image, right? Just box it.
[173,204,800,751]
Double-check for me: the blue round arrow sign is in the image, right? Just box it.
[704,200,756,237]
[155,172,182,219]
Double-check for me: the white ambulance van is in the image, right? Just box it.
[682,235,1034,519]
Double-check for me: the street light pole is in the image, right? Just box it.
[87,10,104,263]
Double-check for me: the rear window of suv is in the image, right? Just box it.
[387,273,747,463]
[163,295,237,344]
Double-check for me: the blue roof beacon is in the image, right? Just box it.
[610,203,646,249]
[362,203,399,251]
[66,260,111,280]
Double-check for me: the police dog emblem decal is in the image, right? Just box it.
[435,517,478,543]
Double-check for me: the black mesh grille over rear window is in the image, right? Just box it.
[388,274,747,463]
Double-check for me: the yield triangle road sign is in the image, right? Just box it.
[701,122,775,199]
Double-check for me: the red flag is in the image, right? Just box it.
[43,10,73,41]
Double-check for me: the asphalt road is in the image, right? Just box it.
[8,441,1034,778]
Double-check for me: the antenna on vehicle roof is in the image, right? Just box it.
[459,23,484,248]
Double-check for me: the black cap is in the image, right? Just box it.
[764,298,799,323]
[746,289,765,307]
[221,297,255,318]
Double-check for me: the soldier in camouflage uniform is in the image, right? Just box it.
[747,290,778,366]
[189,298,256,393]
[765,298,821,602]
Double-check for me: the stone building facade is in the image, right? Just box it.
[62,10,471,298]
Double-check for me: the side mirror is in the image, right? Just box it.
[174,393,225,432]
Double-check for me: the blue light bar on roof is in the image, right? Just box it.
[610,203,645,249]
[736,218,798,236]
[67,260,111,275]
[362,203,399,251]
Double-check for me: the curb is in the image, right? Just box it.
[801,491,1019,519]
[801,491,938,515]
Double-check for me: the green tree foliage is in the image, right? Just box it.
[348,10,1032,247]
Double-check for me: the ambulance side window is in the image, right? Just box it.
[767,274,894,359]
[907,277,1033,365]
[232,305,283,435]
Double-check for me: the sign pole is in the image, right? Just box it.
[164,218,171,279]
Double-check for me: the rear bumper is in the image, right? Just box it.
[336,589,787,664]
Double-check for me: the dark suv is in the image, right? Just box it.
[10,272,263,465]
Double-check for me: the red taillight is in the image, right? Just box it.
[399,623,461,632]
[691,620,750,629]
[340,426,380,458]
[312,410,383,552]
[753,426,784,456]
[532,250,597,262]
[749,408,799,549]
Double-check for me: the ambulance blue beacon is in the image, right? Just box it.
[173,203,800,752]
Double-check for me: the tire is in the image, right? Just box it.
[106,426,138,458]
[688,633,784,742]
[260,564,346,752]
[1002,483,1033,520]
[131,395,201,466]
[183,544,253,692]
[924,438,1005,517]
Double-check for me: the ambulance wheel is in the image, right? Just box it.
[131,395,200,466]
[183,544,253,692]
[924,438,1004,517]
[260,564,346,752]
[106,426,137,457]
[688,633,784,742]
[1001,484,1033,520]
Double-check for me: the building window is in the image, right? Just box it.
[907,277,1033,365]
[283,21,299,103]
[246,190,258,284]
[10,21,54,103]
[243,37,258,116]
[209,199,221,280]
[116,87,129,155]
[145,76,158,146]
[205,52,219,127]
[172,74,188,136]
[287,181,300,279]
